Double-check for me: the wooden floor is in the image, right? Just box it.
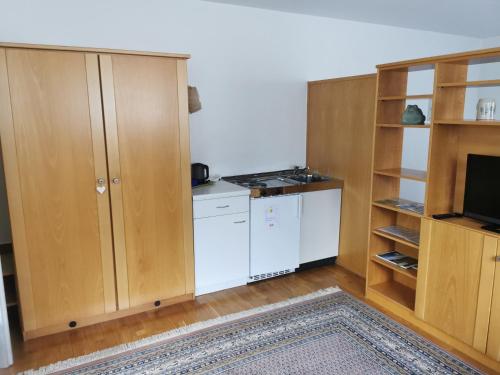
[0,265,492,374]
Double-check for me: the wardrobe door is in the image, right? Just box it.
[0,48,116,336]
[100,54,193,309]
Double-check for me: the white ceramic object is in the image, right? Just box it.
[476,98,496,120]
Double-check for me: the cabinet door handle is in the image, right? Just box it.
[233,220,246,224]
[216,205,230,209]
[496,256,500,262]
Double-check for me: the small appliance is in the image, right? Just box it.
[191,163,209,187]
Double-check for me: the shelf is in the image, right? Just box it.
[434,119,500,127]
[376,123,431,129]
[369,281,415,311]
[378,94,433,101]
[372,198,423,218]
[373,168,427,182]
[4,277,17,307]
[371,256,417,280]
[373,227,420,249]
[438,79,500,88]
[1,251,14,277]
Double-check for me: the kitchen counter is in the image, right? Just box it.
[222,169,343,198]
[280,177,343,194]
[248,177,343,198]
[192,180,250,201]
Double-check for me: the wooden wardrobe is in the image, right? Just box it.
[0,43,194,339]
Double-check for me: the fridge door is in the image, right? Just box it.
[0,256,12,368]
[250,194,301,277]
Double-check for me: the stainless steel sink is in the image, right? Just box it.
[286,174,330,184]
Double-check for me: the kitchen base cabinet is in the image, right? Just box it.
[192,181,251,296]
[194,212,250,295]
[299,189,341,264]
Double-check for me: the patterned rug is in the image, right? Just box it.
[26,288,482,374]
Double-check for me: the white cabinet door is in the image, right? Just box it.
[250,195,301,277]
[194,212,249,295]
[300,189,341,264]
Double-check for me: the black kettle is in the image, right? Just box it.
[191,163,209,186]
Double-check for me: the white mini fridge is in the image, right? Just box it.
[250,194,301,281]
[0,255,12,368]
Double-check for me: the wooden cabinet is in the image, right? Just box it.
[0,48,116,332]
[0,45,193,339]
[192,182,251,296]
[100,54,191,309]
[487,241,500,360]
[307,75,376,277]
[194,212,250,295]
[416,219,498,353]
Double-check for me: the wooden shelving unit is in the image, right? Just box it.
[378,94,433,101]
[373,167,427,182]
[366,47,500,372]
[377,124,431,129]
[437,79,500,88]
[367,63,431,312]
[371,256,417,280]
[372,199,423,218]
[434,119,500,127]
[368,47,500,316]
[370,281,416,311]
[372,228,420,249]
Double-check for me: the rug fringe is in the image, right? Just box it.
[23,287,342,374]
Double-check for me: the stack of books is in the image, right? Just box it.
[376,251,418,270]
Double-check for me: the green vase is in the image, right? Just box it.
[402,105,426,125]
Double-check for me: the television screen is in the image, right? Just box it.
[463,154,500,226]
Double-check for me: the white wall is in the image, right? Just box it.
[0,0,483,241]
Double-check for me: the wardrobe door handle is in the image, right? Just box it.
[233,220,246,224]
[216,205,229,209]
[496,256,500,262]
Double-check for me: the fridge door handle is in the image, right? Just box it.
[297,194,303,219]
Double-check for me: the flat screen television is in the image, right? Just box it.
[463,154,500,229]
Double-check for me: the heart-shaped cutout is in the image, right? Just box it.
[96,186,106,194]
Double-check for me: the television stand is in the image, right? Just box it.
[481,224,500,234]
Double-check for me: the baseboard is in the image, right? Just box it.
[296,257,337,272]
[195,278,248,296]
[23,293,194,340]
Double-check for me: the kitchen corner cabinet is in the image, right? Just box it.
[0,44,194,339]
[416,219,500,357]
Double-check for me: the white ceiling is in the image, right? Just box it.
[204,0,500,38]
